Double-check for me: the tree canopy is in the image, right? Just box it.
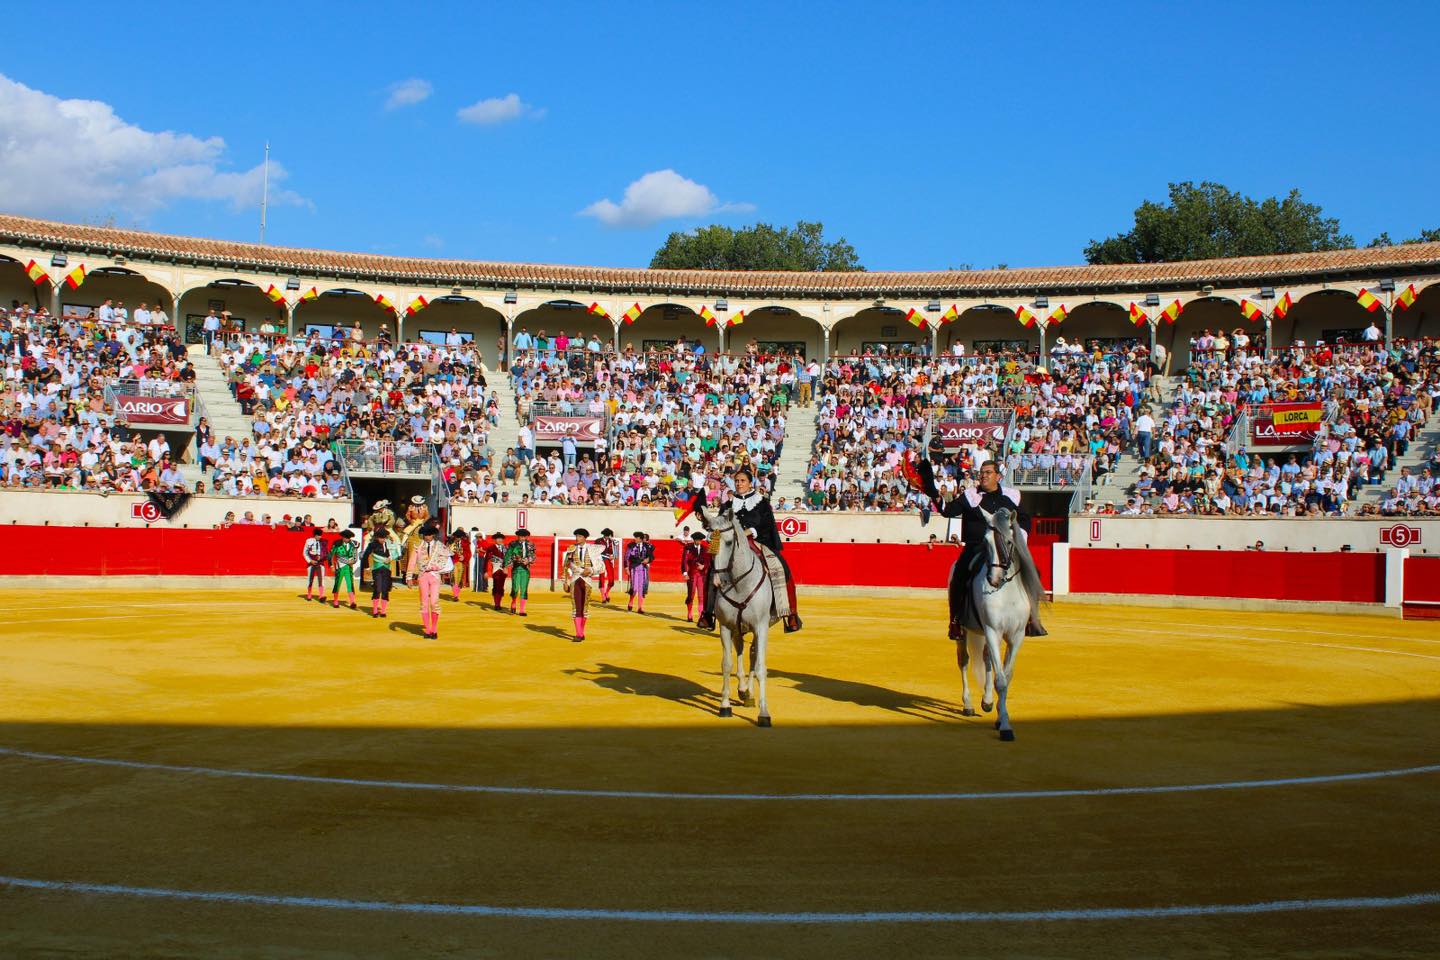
[1083,181,1354,264]
[650,221,864,272]
[1368,227,1440,247]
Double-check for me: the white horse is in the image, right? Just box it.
[698,502,774,727]
[957,506,1039,741]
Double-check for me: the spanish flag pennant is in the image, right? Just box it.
[939,304,959,325]
[727,309,746,327]
[587,302,611,320]
[1128,303,1149,326]
[64,264,87,289]
[375,293,396,314]
[1239,298,1264,322]
[1047,304,1067,325]
[405,295,429,317]
[1395,283,1417,311]
[621,302,642,325]
[698,305,718,327]
[1015,305,1038,328]
[1273,291,1293,319]
[905,308,927,329]
[1160,299,1184,325]
[264,284,286,305]
[300,287,319,302]
[672,490,697,525]
[1356,288,1382,313]
[24,259,48,285]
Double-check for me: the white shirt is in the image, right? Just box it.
[1363,323,1381,342]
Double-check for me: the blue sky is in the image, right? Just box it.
[1,0,1435,271]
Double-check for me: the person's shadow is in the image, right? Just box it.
[767,669,969,723]
[525,624,573,640]
[566,662,722,717]
[387,622,427,638]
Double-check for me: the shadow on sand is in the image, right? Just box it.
[767,669,970,723]
[564,662,729,719]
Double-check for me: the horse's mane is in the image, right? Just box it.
[1008,511,1047,607]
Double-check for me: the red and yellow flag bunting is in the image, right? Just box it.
[1015,305,1038,328]
[300,287,319,302]
[939,304,959,325]
[621,303,642,325]
[905,308,927,329]
[1047,304,1067,325]
[264,284,286,305]
[698,305,718,327]
[1355,288,1382,313]
[727,310,745,327]
[587,302,611,320]
[405,295,429,317]
[375,294,396,314]
[24,259,48,285]
[64,264,87,289]
[1395,283,1417,311]
[1159,299,1184,325]
[1273,292,1293,319]
[1239,299,1263,322]
[1128,303,1149,326]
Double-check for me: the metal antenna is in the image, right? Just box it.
[260,142,270,244]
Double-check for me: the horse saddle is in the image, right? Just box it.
[750,541,791,622]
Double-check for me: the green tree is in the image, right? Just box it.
[1369,228,1440,247]
[650,221,864,272]
[1084,181,1354,264]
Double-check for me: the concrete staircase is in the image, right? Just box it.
[1348,418,1440,509]
[490,370,526,489]
[771,403,818,504]
[185,344,251,451]
[1093,374,1182,506]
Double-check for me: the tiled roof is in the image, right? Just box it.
[2,213,1438,298]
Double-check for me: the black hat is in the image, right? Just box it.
[600,528,613,537]
[492,532,507,539]
[311,528,323,536]
[573,528,589,538]
[691,531,705,541]
[420,524,439,537]
[340,529,355,539]
[516,528,530,537]
[633,531,646,539]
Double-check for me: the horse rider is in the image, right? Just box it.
[919,457,1046,642]
[696,466,802,633]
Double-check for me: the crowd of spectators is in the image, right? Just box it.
[0,304,196,493]
[210,329,498,501]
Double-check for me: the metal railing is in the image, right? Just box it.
[1006,455,1091,489]
[333,439,435,477]
[1068,457,1094,514]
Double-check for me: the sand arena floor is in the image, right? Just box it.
[1,586,1438,959]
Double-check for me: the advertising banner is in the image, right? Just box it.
[533,416,604,443]
[1250,403,1323,446]
[115,395,190,425]
[935,420,1007,449]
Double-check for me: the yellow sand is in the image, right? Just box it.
[1,588,1437,958]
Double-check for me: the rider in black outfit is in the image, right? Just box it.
[918,457,1046,641]
[696,468,802,633]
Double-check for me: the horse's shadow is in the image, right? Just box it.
[525,624,573,640]
[565,662,723,718]
[766,669,969,723]
[670,625,714,638]
[637,609,689,623]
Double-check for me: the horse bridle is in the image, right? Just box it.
[713,512,766,622]
[985,516,1018,587]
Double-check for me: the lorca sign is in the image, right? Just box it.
[115,395,190,425]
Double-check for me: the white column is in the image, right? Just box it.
[1050,542,1070,597]
[1384,548,1408,608]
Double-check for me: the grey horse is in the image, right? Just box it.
[697,501,775,727]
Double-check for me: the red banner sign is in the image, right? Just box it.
[935,420,1006,449]
[1250,404,1323,446]
[532,416,604,443]
[115,395,190,425]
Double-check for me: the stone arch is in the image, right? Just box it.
[728,306,822,358]
[620,303,718,354]
[177,279,289,344]
[1397,281,1440,342]
[0,255,44,312]
[61,266,172,321]
[512,299,614,352]
[829,307,927,357]
[407,295,506,366]
[1045,300,1144,355]
[292,287,394,342]
[1163,296,1250,368]
[941,305,1036,356]
[1280,289,1373,348]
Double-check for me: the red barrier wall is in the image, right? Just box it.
[1069,548,1386,604]
[1403,556,1440,604]
[3,526,1056,591]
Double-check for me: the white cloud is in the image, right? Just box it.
[456,93,541,125]
[422,234,444,249]
[579,169,754,228]
[0,73,307,220]
[384,78,432,111]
